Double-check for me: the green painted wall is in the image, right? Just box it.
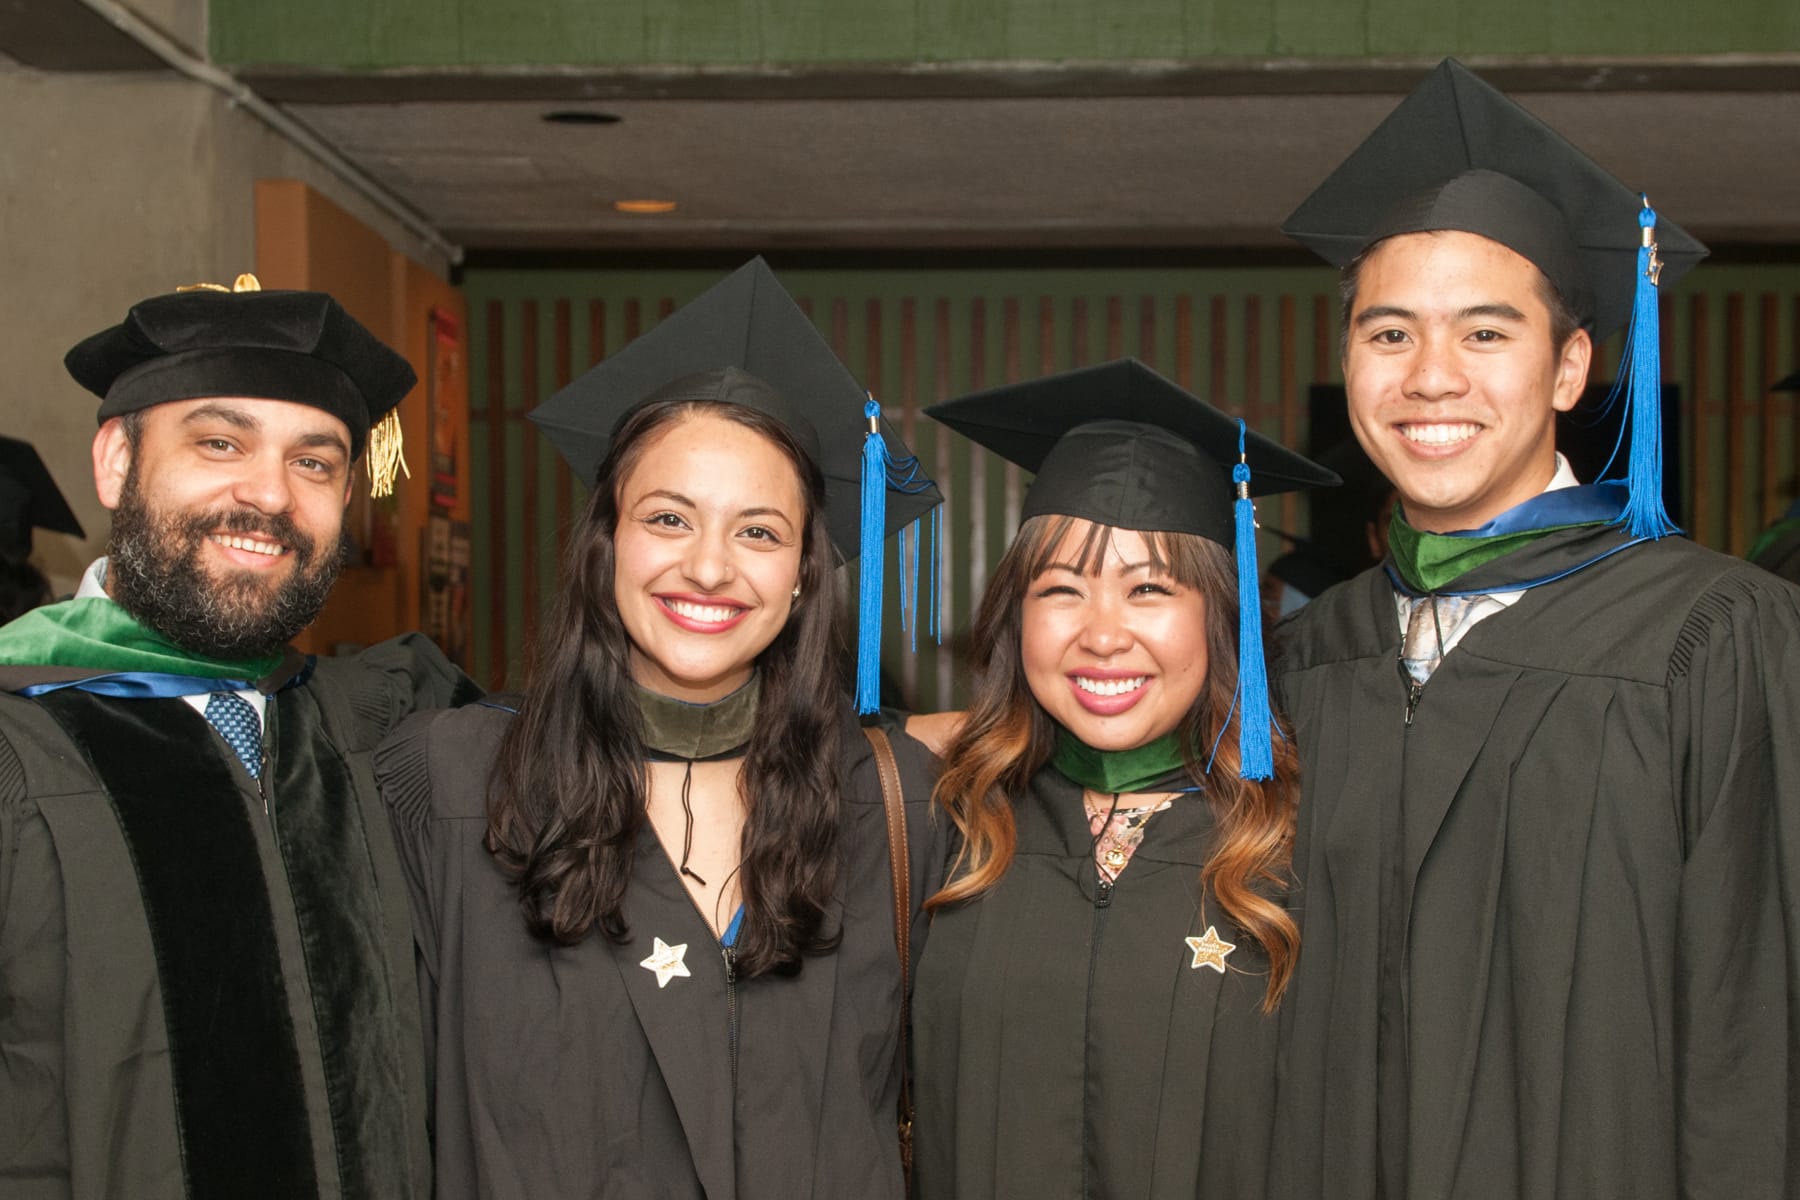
[461,261,1800,701]
[211,0,1800,69]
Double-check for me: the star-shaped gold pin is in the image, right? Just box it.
[640,937,691,988]
[1185,925,1235,973]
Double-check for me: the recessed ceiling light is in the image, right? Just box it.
[613,199,678,214]
[542,110,621,125]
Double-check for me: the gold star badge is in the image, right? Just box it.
[1185,925,1235,973]
[640,937,691,988]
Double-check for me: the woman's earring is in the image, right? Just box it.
[791,585,801,601]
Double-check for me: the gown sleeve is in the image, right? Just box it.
[372,711,450,1114]
[1667,568,1800,1193]
[0,731,20,939]
[346,633,484,734]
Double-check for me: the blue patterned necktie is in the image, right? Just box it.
[1400,594,1482,684]
[205,690,263,778]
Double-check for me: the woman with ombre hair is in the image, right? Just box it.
[911,359,1336,1199]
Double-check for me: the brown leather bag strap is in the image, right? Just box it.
[863,725,911,986]
[861,724,914,1178]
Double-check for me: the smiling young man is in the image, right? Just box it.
[0,277,477,1199]
[1270,61,1800,1200]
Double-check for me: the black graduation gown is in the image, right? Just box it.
[373,701,946,1200]
[0,633,474,1200]
[1270,525,1800,1199]
[912,766,1280,1199]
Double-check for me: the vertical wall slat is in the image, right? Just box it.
[1209,296,1228,410]
[1691,294,1713,548]
[1175,294,1194,390]
[967,298,990,609]
[1002,297,1024,537]
[1071,296,1089,368]
[553,299,573,551]
[520,301,540,652]
[1243,296,1263,425]
[1104,295,1123,360]
[484,300,507,689]
[1726,293,1747,555]
[866,298,885,390]
[588,300,606,368]
[1661,294,1684,522]
[1760,293,1782,528]
[1312,295,1331,391]
[829,298,850,367]
[1138,296,1156,367]
[932,300,957,712]
[1278,295,1300,535]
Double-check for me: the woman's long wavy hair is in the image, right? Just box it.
[485,398,843,977]
[925,515,1302,1009]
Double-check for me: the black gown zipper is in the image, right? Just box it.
[722,945,738,1091]
[1081,852,1115,1196]
[1398,657,1424,727]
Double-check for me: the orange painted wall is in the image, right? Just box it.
[254,179,470,657]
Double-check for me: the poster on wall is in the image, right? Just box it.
[422,512,472,669]
[427,307,463,513]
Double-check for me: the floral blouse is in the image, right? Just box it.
[1083,791,1175,882]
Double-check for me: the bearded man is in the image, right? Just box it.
[0,277,478,1199]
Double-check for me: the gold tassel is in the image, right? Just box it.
[175,273,262,294]
[366,408,409,499]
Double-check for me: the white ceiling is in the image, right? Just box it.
[281,89,1800,255]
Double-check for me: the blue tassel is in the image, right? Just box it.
[901,518,919,654]
[1619,196,1677,540]
[930,505,942,644]
[856,399,888,714]
[855,397,940,712]
[1231,420,1275,781]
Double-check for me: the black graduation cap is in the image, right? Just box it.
[529,256,942,562]
[1283,57,1707,341]
[927,358,1336,780]
[0,436,85,560]
[1773,371,1800,392]
[64,274,416,473]
[926,359,1337,549]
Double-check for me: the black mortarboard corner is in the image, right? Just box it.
[1773,371,1800,392]
[64,274,417,496]
[0,436,85,560]
[927,358,1337,780]
[529,257,943,713]
[1284,57,1708,540]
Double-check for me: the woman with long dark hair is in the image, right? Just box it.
[374,266,944,1199]
[911,360,1335,1198]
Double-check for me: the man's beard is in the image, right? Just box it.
[107,468,348,661]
